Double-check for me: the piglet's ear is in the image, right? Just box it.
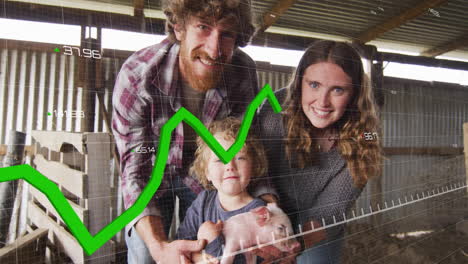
[250,206,270,226]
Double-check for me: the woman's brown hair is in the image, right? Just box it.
[284,40,382,188]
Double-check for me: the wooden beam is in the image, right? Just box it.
[1,1,165,34]
[27,202,85,263]
[133,0,145,17]
[259,0,297,32]
[252,30,315,50]
[381,52,468,71]
[0,39,61,53]
[421,35,468,57]
[464,123,468,188]
[30,187,87,222]
[0,144,34,157]
[356,0,449,43]
[33,154,87,199]
[32,131,86,154]
[0,228,48,263]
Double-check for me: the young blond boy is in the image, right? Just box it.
[176,117,268,263]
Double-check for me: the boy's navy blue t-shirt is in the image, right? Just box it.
[176,190,266,263]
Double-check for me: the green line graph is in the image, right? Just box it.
[0,84,281,255]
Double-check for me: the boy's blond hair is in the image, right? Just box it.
[190,117,267,190]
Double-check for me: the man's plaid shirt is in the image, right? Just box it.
[112,38,269,228]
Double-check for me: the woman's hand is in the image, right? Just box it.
[259,194,278,204]
[302,220,327,248]
[252,244,299,264]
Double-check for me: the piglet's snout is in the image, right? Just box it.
[276,237,300,253]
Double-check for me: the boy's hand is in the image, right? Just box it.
[198,220,224,243]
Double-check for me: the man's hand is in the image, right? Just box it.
[148,239,207,264]
[192,251,220,264]
[135,216,207,263]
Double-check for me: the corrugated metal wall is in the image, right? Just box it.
[355,77,468,223]
[1,49,74,144]
[0,48,115,145]
[381,78,468,148]
[257,69,291,91]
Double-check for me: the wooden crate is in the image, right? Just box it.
[0,228,48,264]
[28,131,116,264]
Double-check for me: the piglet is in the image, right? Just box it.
[199,203,300,264]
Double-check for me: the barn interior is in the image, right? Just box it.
[0,0,467,263]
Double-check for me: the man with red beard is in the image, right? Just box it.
[112,0,277,263]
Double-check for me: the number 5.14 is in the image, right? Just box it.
[63,46,102,59]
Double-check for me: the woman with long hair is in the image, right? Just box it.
[258,40,382,263]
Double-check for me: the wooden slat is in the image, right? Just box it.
[49,150,61,162]
[2,144,11,155]
[32,130,86,154]
[421,35,468,57]
[133,0,144,17]
[83,133,112,232]
[0,228,48,263]
[61,151,86,171]
[28,202,115,264]
[0,145,35,156]
[259,0,297,32]
[355,0,449,43]
[36,144,50,160]
[30,187,87,222]
[33,154,87,199]
[28,202,85,264]
[34,141,87,172]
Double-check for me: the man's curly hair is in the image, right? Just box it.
[163,0,255,47]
